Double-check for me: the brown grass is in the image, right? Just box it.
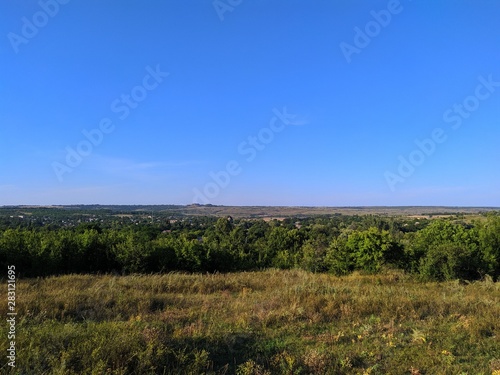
[1,270,499,374]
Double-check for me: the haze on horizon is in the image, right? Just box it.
[2,0,499,207]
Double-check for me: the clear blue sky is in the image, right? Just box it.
[1,0,499,206]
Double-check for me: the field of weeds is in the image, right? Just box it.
[1,270,500,374]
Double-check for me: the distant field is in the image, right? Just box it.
[2,270,499,374]
[4,204,499,219]
[178,205,499,220]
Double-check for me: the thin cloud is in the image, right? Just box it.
[87,155,203,173]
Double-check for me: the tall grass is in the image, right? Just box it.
[1,270,500,374]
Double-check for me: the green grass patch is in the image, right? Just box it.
[1,270,500,374]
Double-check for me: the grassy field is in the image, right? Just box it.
[2,270,500,374]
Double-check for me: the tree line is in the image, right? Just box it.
[1,214,499,281]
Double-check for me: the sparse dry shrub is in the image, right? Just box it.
[302,348,332,374]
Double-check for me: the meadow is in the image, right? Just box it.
[2,269,500,374]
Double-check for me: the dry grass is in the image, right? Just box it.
[1,270,499,374]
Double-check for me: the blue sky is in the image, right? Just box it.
[1,0,499,206]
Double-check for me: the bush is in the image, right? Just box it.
[419,243,480,281]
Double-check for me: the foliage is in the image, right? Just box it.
[0,211,499,281]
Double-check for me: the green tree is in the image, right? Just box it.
[0,229,33,275]
[478,215,500,279]
[300,225,329,272]
[113,231,154,273]
[325,231,353,275]
[419,243,479,281]
[408,220,482,281]
[325,227,402,275]
[267,227,302,269]
[175,234,206,271]
[348,227,400,273]
[150,236,178,271]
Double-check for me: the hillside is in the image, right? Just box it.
[1,270,499,374]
